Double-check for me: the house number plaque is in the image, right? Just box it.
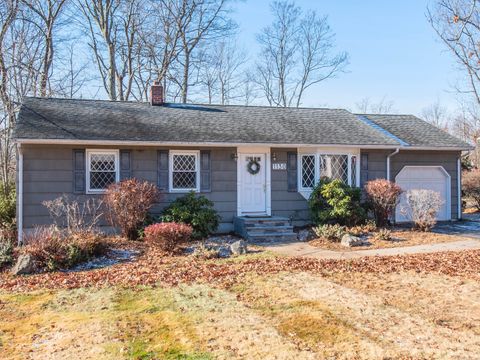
[272,163,287,170]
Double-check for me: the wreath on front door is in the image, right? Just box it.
[247,158,261,175]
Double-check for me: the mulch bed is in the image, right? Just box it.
[1,241,480,292]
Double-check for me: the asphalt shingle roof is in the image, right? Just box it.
[14,97,470,149]
[361,114,470,148]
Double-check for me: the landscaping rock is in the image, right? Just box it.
[230,240,247,255]
[297,229,311,242]
[11,254,36,275]
[218,246,232,258]
[341,234,366,247]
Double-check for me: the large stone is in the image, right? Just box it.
[11,254,36,275]
[341,234,366,247]
[230,240,247,255]
[218,246,232,258]
[297,229,311,242]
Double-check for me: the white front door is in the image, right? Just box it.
[239,153,267,215]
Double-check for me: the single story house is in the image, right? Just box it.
[14,83,472,242]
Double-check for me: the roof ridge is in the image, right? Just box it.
[354,113,417,117]
[24,96,146,105]
[24,96,351,111]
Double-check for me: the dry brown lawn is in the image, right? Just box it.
[309,230,464,251]
[2,266,480,359]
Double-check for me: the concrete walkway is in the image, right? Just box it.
[264,239,480,260]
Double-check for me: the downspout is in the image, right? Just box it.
[386,148,400,181]
[17,144,23,246]
[457,157,462,220]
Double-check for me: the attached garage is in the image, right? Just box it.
[395,166,451,222]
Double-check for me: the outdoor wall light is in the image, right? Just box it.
[271,152,277,161]
[231,152,238,161]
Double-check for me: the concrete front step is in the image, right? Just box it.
[247,225,294,234]
[247,233,298,243]
[233,216,298,242]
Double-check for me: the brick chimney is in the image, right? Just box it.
[150,80,164,106]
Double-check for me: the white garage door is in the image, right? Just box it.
[395,166,451,222]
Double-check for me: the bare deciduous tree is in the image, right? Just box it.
[52,43,90,98]
[0,0,47,192]
[428,1,480,165]
[175,0,237,103]
[134,0,184,101]
[428,0,480,105]
[421,100,449,130]
[255,0,348,107]
[78,0,142,101]
[198,40,246,104]
[452,100,480,166]
[355,96,395,114]
[22,0,68,97]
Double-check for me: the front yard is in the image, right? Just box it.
[1,243,480,359]
[308,228,467,251]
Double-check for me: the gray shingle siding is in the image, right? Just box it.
[20,144,462,232]
[21,145,237,231]
[390,151,460,220]
[360,149,461,220]
[271,149,309,224]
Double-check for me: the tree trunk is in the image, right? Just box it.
[108,43,117,100]
[182,51,190,103]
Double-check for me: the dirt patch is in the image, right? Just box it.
[309,230,465,251]
[0,284,317,360]
[0,287,212,359]
[327,271,480,335]
[234,272,480,359]
[174,284,316,359]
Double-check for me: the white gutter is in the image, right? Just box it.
[14,138,472,151]
[457,157,462,220]
[386,148,400,181]
[17,144,23,246]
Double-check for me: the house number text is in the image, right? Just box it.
[272,163,287,170]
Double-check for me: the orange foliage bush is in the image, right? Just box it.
[364,179,403,227]
[104,179,160,240]
[143,222,193,253]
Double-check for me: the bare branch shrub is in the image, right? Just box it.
[22,225,108,271]
[104,179,160,240]
[462,170,480,210]
[42,195,104,234]
[401,189,443,232]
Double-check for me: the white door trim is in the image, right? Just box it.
[236,146,271,216]
[395,165,451,222]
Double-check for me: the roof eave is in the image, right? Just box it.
[14,138,472,151]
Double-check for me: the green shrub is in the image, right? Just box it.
[0,186,16,229]
[161,192,220,239]
[0,238,13,268]
[347,220,377,236]
[373,228,392,241]
[312,224,345,242]
[308,179,366,226]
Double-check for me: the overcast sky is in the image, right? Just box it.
[232,0,460,116]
